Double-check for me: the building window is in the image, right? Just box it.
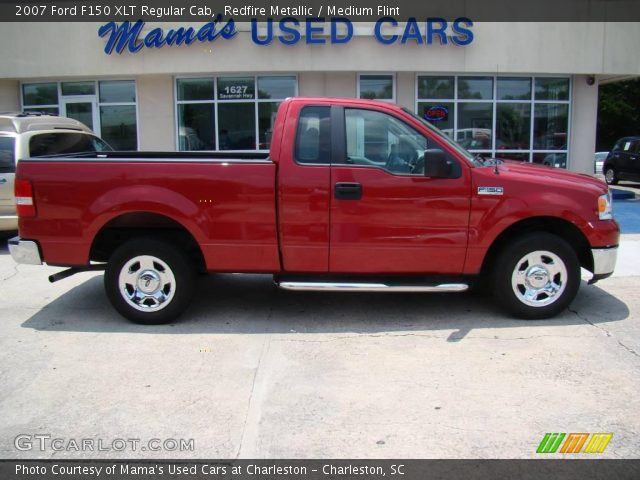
[21,80,138,150]
[175,75,297,151]
[22,83,59,115]
[98,81,137,150]
[416,75,571,167]
[358,74,395,101]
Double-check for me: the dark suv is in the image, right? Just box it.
[603,136,640,185]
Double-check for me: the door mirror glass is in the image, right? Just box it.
[424,149,461,178]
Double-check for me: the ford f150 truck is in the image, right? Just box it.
[9,97,619,324]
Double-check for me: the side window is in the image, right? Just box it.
[29,133,101,157]
[345,108,428,175]
[295,106,331,164]
[0,137,16,173]
[611,140,622,153]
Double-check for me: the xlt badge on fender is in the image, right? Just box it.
[478,186,504,195]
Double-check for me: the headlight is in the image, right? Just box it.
[598,191,613,220]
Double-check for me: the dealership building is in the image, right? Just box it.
[0,21,638,173]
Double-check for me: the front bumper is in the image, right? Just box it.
[589,246,618,283]
[8,236,42,265]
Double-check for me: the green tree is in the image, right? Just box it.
[597,78,640,151]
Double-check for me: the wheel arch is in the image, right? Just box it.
[480,216,593,278]
[90,212,206,272]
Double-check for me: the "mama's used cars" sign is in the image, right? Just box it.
[98,17,474,55]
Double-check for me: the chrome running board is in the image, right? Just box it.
[276,281,469,293]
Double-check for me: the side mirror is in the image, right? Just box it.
[424,149,461,178]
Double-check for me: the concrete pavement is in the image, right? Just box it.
[0,231,638,459]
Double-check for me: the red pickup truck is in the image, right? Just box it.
[9,97,619,324]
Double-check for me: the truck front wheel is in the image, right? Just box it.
[104,238,196,324]
[492,233,580,319]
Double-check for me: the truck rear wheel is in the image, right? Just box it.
[104,238,195,324]
[492,233,580,319]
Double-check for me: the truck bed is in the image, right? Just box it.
[17,153,280,272]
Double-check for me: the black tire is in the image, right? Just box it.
[104,237,196,324]
[492,233,580,319]
[604,167,618,185]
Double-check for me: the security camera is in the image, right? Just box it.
[586,76,595,86]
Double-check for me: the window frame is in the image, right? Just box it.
[174,74,298,153]
[20,79,140,150]
[415,74,572,167]
[357,73,396,103]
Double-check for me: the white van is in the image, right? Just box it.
[0,112,112,231]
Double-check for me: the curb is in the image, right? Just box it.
[611,188,637,201]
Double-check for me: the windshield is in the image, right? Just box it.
[402,108,482,166]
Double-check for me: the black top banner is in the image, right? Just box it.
[2,0,640,21]
[2,459,640,480]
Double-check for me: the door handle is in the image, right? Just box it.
[335,182,362,200]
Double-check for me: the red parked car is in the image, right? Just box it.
[9,98,619,324]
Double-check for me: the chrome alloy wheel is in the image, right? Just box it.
[118,255,176,312]
[511,250,567,307]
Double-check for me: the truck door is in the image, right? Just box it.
[329,107,471,274]
[616,138,634,179]
[624,139,640,180]
[277,104,334,272]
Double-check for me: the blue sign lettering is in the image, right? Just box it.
[98,17,473,54]
[98,17,237,55]
[374,17,474,45]
[374,17,398,44]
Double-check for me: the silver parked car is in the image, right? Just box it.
[594,151,608,175]
[0,112,112,231]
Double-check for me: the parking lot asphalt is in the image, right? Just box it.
[1,193,639,459]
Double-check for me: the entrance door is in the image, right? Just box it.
[329,107,471,275]
[62,97,99,133]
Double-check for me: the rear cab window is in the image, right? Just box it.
[294,106,331,165]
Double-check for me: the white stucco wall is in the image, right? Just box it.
[136,75,175,150]
[0,22,639,79]
[569,75,601,174]
[0,80,20,111]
